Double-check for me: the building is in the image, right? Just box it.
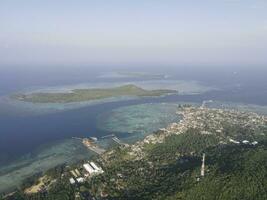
[71,170,78,178]
[75,169,81,176]
[242,140,249,144]
[83,162,104,175]
[90,162,103,173]
[77,177,85,183]
[69,178,75,184]
[229,138,240,144]
[83,163,95,174]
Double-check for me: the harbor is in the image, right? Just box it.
[73,134,128,155]
[72,137,106,155]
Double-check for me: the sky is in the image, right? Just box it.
[0,0,267,70]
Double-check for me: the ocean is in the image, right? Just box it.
[0,66,267,192]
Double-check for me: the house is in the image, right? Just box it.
[77,177,85,183]
[75,169,81,176]
[69,178,75,184]
[90,162,103,173]
[242,140,249,144]
[70,170,78,178]
[83,163,95,174]
[229,138,240,144]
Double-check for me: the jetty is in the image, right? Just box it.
[82,138,106,155]
[101,134,128,147]
[112,136,126,146]
[72,137,106,155]
[101,134,115,139]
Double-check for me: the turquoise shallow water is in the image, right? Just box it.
[97,103,182,143]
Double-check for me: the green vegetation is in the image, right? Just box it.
[88,131,267,200]
[89,130,218,199]
[13,84,176,103]
[181,144,267,200]
[147,129,220,161]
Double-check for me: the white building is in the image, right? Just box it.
[90,162,103,173]
[229,138,240,144]
[83,163,95,174]
[77,177,85,183]
[69,178,75,184]
[242,140,249,144]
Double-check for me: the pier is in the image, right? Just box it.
[112,136,126,146]
[102,134,128,146]
[101,134,115,139]
[87,145,106,155]
[72,137,106,155]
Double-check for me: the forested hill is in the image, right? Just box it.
[84,130,267,200]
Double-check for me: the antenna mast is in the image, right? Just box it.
[201,153,205,177]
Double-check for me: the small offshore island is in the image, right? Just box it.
[12,84,176,103]
[98,72,168,79]
[2,105,267,200]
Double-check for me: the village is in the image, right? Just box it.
[126,105,266,159]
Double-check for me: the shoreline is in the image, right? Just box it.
[1,101,267,194]
[1,105,267,195]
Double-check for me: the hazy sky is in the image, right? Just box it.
[1,0,267,69]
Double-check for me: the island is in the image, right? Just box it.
[12,84,177,103]
[98,71,168,79]
[116,72,166,79]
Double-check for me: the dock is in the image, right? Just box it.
[101,134,115,139]
[72,137,106,155]
[82,138,106,155]
[112,136,126,146]
[87,145,106,155]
